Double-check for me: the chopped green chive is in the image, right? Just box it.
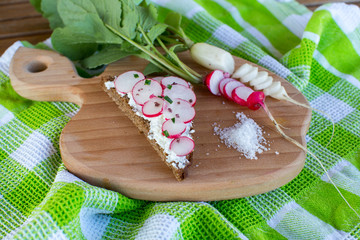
[134,73,139,78]
[163,130,169,137]
[164,96,173,104]
[144,79,151,85]
[171,118,176,123]
[167,84,172,89]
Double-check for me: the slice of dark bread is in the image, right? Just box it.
[101,75,193,181]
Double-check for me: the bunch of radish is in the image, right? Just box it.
[205,69,266,111]
[113,71,195,157]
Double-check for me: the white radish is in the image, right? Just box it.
[241,67,258,83]
[114,71,145,94]
[249,71,268,86]
[162,119,186,138]
[191,43,235,74]
[232,64,286,100]
[218,78,234,96]
[254,76,273,90]
[163,98,195,123]
[161,76,189,89]
[204,70,226,96]
[263,81,282,96]
[223,80,244,100]
[232,63,252,79]
[132,79,163,106]
[163,84,196,106]
[169,136,195,156]
[142,97,165,118]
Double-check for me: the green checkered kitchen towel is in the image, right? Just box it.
[1,0,360,239]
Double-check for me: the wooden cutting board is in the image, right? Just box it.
[9,47,311,201]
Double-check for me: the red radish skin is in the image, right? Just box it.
[161,76,189,89]
[142,97,165,118]
[204,70,226,96]
[161,119,186,138]
[223,80,244,100]
[247,91,265,110]
[115,71,145,94]
[218,78,233,96]
[169,136,195,156]
[163,98,196,123]
[232,86,253,106]
[131,79,163,106]
[163,84,196,106]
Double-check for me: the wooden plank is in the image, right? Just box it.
[306,2,360,10]
[0,33,51,54]
[0,2,41,22]
[0,16,50,38]
[298,0,360,6]
[0,0,28,6]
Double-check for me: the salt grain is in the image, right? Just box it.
[213,112,268,159]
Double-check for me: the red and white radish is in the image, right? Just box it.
[247,91,265,110]
[218,78,233,96]
[162,119,186,138]
[223,80,244,100]
[161,76,189,89]
[204,70,226,96]
[163,98,195,123]
[131,79,163,106]
[115,71,145,94]
[232,86,254,106]
[169,136,195,156]
[163,84,196,106]
[142,97,165,118]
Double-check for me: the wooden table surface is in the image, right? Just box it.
[0,0,360,54]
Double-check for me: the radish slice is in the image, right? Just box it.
[114,71,145,94]
[247,91,265,110]
[163,98,195,123]
[218,78,233,96]
[241,67,258,83]
[232,63,252,79]
[254,76,273,90]
[142,97,164,118]
[223,80,244,100]
[232,86,254,106]
[163,84,196,106]
[170,136,195,156]
[263,81,281,96]
[161,76,189,89]
[249,71,268,86]
[204,70,225,96]
[131,79,163,106]
[162,119,186,138]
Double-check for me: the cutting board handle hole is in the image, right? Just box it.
[26,60,48,73]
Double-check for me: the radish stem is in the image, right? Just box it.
[105,24,202,84]
[260,102,360,220]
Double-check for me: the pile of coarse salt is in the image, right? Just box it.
[213,112,268,159]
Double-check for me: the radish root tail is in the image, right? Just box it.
[260,102,360,220]
[281,94,335,148]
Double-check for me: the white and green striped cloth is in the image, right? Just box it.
[1,0,360,239]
